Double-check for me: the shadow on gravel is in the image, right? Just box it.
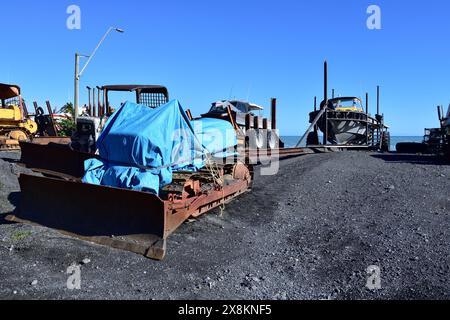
[371,153,449,165]
[0,157,20,164]
[0,214,14,225]
[8,192,20,208]
[0,192,21,225]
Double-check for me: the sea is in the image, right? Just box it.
[281,136,423,152]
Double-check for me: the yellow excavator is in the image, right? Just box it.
[0,83,37,150]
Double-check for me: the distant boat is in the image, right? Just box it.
[299,61,390,151]
[309,97,381,146]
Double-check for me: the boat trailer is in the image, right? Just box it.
[297,61,390,151]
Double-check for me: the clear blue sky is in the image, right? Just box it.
[1,0,449,135]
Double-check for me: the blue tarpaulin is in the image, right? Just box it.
[82,100,237,195]
[192,117,238,159]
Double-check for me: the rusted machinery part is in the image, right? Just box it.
[19,141,97,178]
[245,147,312,163]
[0,130,29,151]
[231,162,252,181]
[30,136,71,145]
[8,130,28,141]
[0,138,21,151]
[9,153,252,260]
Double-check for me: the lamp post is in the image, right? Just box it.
[74,27,124,121]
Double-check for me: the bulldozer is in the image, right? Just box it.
[0,83,37,150]
[9,94,254,260]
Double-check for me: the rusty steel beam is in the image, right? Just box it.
[89,88,95,117]
[45,101,58,136]
[271,98,277,130]
[31,137,71,145]
[96,86,103,118]
[86,86,92,116]
[366,93,369,145]
[377,85,380,115]
[324,60,328,104]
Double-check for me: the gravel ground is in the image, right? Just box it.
[0,150,449,300]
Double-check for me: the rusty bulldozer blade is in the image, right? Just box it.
[8,145,252,260]
[19,141,96,177]
[7,174,168,259]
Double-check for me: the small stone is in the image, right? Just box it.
[13,290,17,295]
[81,258,91,265]
[31,280,38,286]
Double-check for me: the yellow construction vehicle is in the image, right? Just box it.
[0,83,37,150]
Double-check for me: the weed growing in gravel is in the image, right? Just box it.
[10,231,32,242]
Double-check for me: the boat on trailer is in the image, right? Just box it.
[311,97,371,145]
[298,61,390,151]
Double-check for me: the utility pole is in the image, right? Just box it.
[74,27,124,121]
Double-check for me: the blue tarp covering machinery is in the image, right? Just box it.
[82,100,238,194]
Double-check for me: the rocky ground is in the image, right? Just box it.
[0,150,449,300]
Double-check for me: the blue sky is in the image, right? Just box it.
[1,0,450,135]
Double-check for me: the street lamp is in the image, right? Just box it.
[74,27,124,120]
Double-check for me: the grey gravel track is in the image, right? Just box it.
[0,151,449,300]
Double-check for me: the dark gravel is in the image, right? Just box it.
[0,151,449,300]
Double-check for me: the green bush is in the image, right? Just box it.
[58,118,76,137]
[57,102,76,137]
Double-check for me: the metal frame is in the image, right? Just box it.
[102,85,169,114]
